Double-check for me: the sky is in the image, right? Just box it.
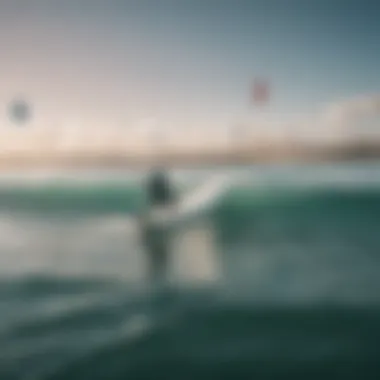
[0,0,379,147]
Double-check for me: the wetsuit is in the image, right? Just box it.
[143,169,176,283]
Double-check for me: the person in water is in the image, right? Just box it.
[142,167,177,284]
[146,167,176,207]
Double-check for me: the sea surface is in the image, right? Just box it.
[0,163,380,380]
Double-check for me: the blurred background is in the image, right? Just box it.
[1,1,380,379]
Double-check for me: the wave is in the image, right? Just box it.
[1,165,380,379]
[6,295,380,380]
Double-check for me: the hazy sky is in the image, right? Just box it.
[0,0,379,137]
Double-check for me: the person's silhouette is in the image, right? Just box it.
[143,168,176,284]
[147,168,176,206]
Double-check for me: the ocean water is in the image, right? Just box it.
[0,163,380,380]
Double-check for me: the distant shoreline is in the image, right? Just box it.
[0,155,379,171]
[0,142,379,171]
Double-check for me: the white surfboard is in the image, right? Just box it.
[147,174,231,228]
[140,174,231,285]
[169,220,221,285]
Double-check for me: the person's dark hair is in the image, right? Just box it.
[147,168,175,206]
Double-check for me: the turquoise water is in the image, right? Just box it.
[0,164,380,379]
